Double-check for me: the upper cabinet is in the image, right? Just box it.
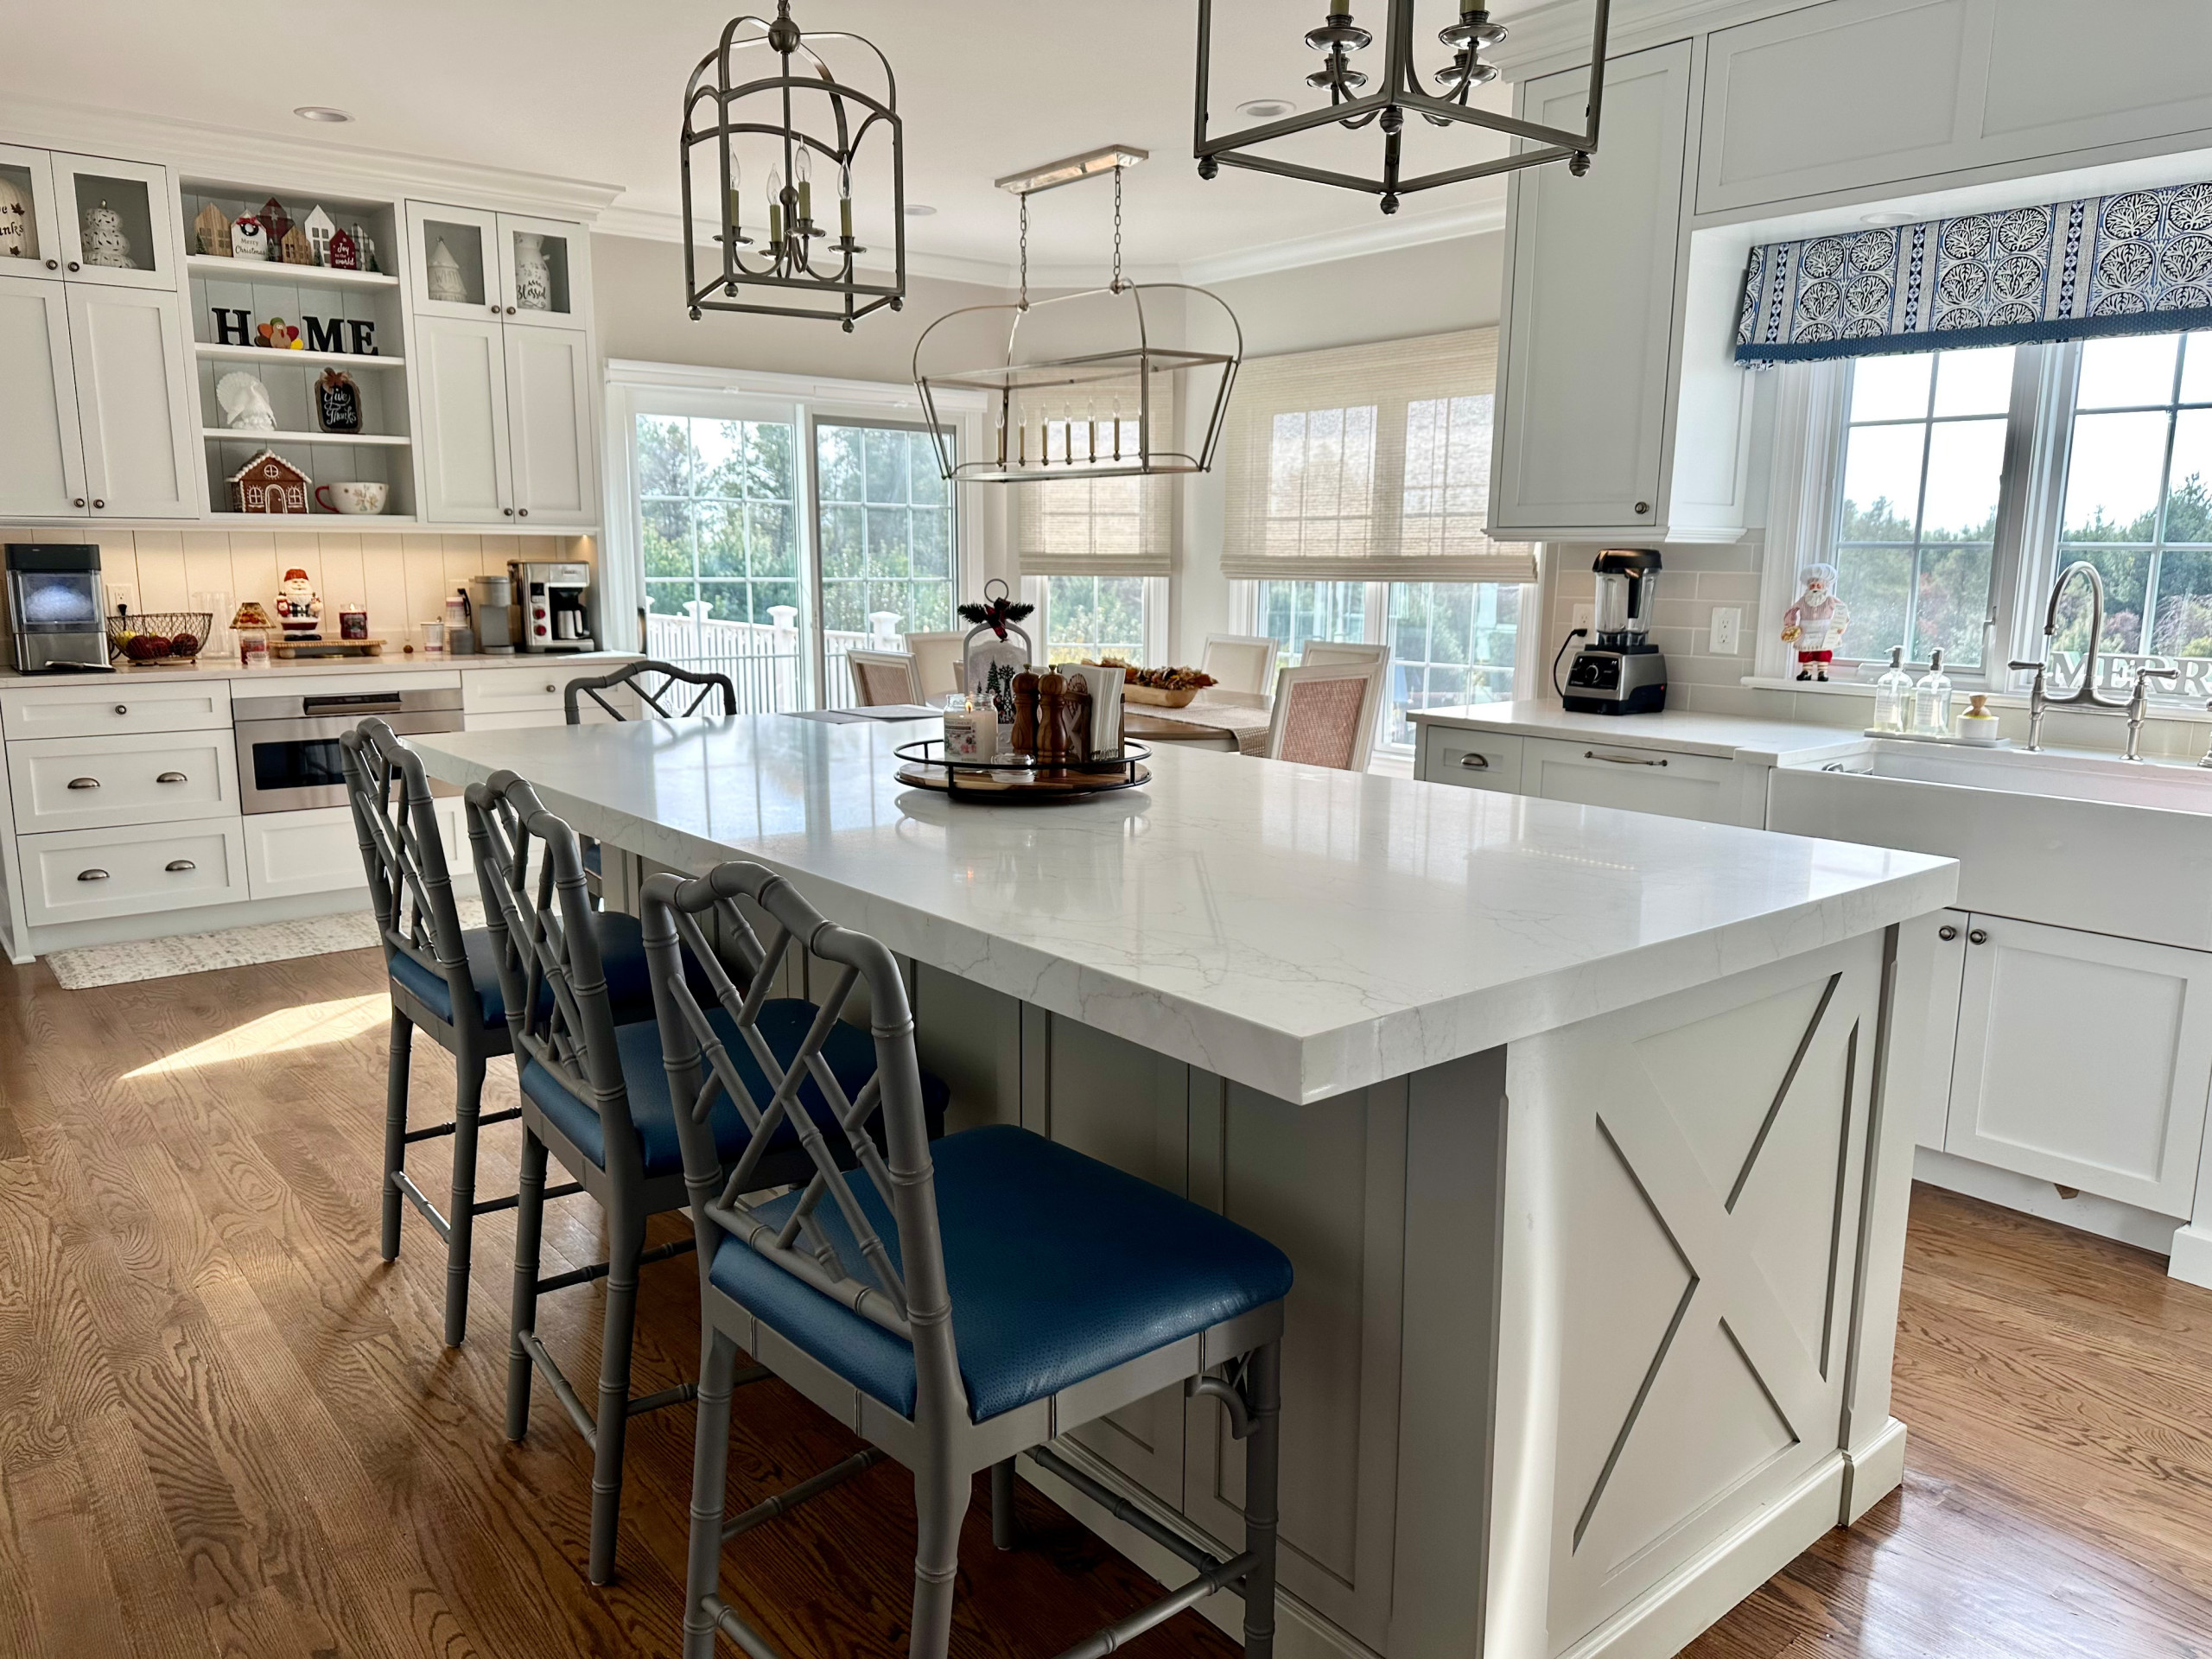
[1491,40,1749,544]
[54,154,180,290]
[407,202,590,327]
[1698,0,2212,218]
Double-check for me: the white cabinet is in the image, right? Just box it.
[19,817,248,925]
[244,798,470,900]
[460,664,634,726]
[67,283,198,518]
[1942,915,2212,1217]
[1414,725,1523,792]
[416,315,512,523]
[503,325,595,525]
[1520,734,1764,825]
[1491,41,1692,541]
[0,143,67,276]
[8,729,238,834]
[0,276,86,516]
[0,677,229,740]
[49,154,179,291]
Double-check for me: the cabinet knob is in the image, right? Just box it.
[73,497,86,509]
[165,858,197,874]
[517,507,529,518]
[1634,500,1650,514]
[67,777,100,790]
[113,703,128,715]
[544,683,556,694]
[44,257,58,270]
[1459,753,1490,770]
[505,305,517,315]
[67,260,80,273]
[77,868,110,882]
[490,304,501,315]
[156,771,188,784]
[92,499,105,510]
[1938,925,1958,941]
[1968,928,1990,945]
[503,507,515,517]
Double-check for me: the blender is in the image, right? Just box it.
[1560,549,1667,715]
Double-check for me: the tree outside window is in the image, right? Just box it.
[639,413,801,627]
[817,423,957,639]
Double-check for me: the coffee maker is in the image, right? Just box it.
[1560,549,1666,715]
[3,543,112,672]
[511,560,594,652]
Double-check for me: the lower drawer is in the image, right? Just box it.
[9,729,239,833]
[1418,727,1524,791]
[245,801,470,900]
[20,818,250,926]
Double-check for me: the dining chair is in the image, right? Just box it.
[1265,661,1388,772]
[341,717,677,1348]
[903,632,966,701]
[844,648,925,708]
[641,859,1293,1659]
[1300,639,1389,671]
[1200,633,1281,697]
[564,659,739,905]
[467,771,950,1584]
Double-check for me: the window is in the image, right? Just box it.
[1022,574,1167,667]
[1774,327,2212,702]
[608,368,978,713]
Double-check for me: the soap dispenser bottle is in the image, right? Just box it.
[1910,648,1953,737]
[1872,645,1911,734]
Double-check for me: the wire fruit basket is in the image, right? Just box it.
[893,738,1151,804]
[107,612,216,664]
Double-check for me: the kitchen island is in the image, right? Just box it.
[411,715,1955,1659]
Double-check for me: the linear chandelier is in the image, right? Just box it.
[913,146,1243,485]
[1194,0,1616,213]
[679,0,905,330]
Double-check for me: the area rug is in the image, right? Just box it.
[48,896,487,990]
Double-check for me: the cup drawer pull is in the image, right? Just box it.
[1584,749,1669,767]
[77,868,110,882]
[156,771,188,784]
[1459,753,1490,771]
[67,777,101,790]
[165,859,197,874]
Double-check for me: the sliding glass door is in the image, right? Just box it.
[815,420,957,704]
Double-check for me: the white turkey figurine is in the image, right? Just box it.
[216,372,277,432]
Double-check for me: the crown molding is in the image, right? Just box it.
[1492,0,1801,75]
[1181,197,1509,284]
[0,96,624,219]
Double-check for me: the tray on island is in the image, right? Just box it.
[893,738,1151,804]
[270,638,387,659]
[1121,683,1201,708]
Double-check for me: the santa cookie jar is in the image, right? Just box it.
[1781,563,1850,681]
[272,568,324,643]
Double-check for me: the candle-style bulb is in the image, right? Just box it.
[767,168,784,248]
[839,165,854,240]
[1112,395,1123,461]
[794,147,812,223]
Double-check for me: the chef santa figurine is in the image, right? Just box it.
[1781,563,1849,681]
[272,568,324,643]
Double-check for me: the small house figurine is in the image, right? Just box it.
[279,225,314,266]
[273,568,323,642]
[259,196,292,248]
[302,206,336,267]
[230,449,311,514]
[231,214,270,261]
[325,225,359,270]
[194,201,232,257]
[426,238,467,303]
[346,223,379,273]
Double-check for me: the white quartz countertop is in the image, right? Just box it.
[411,715,1955,1103]
[0,651,639,686]
[1412,702,1873,766]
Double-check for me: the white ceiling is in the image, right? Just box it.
[4,0,1556,283]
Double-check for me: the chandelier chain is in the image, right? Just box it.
[1019,192,1029,311]
[1111,165,1124,293]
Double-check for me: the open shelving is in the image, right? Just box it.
[193,342,405,367]
[183,252,399,290]
[200,428,410,447]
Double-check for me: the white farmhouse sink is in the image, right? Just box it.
[1770,740,2212,950]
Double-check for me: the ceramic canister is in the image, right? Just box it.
[512,233,551,310]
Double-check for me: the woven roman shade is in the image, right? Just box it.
[1219,327,1535,584]
[1016,467,1176,577]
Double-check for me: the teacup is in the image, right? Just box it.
[315,480,389,515]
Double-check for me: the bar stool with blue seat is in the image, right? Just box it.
[562,658,737,907]
[467,770,950,1585]
[342,718,695,1348]
[640,861,1293,1659]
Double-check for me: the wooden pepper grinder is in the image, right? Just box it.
[1036,670,1067,766]
[1061,672,1093,763]
[1011,669,1040,756]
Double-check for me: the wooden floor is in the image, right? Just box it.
[3,948,2210,1659]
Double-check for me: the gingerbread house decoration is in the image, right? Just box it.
[302,206,336,266]
[229,449,311,514]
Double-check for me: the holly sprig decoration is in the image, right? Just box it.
[957,591,1035,641]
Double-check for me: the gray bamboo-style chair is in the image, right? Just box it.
[640,861,1294,1659]
[564,658,739,906]
[467,771,949,1584]
[343,720,694,1348]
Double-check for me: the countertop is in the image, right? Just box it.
[1411,702,1873,766]
[0,651,640,687]
[411,715,1955,1104]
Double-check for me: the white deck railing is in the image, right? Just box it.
[644,603,899,712]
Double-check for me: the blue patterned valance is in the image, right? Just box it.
[1735,180,2212,365]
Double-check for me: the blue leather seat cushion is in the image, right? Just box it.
[518,1001,949,1180]
[388,909,670,1030]
[708,1124,1293,1424]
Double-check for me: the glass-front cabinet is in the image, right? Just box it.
[495,211,588,327]
[52,154,176,289]
[406,202,588,326]
[0,143,65,276]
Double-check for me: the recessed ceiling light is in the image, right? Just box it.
[1859,210,1918,226]
[294,105,353,124]
[905,203,938,217]
[1237,98,1298,121]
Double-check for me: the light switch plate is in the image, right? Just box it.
[1709,607,1741,654]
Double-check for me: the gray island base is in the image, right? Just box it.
[412,716,1955,1659]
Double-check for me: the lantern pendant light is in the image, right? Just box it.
[1194,0,1617,214]
[680,0,905,331]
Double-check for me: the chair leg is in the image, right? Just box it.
[1240,1341,1283,1659]
[505,1128,549,1443]
[989,1458,1019,1551]
[588,1210,645,1585]
[442,1054,486,1347]
[683,1330,740,1659]
[907,1455,963,1659]
[380,1011,412,1262]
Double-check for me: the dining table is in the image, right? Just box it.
[1118,691,1274,755]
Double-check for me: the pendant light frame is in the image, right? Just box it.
[681,1,906,331]
[1194,0,1615,213]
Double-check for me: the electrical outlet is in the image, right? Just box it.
[105,582,138,617]
[1571,603,1594,632]
[1709,607,1742,655]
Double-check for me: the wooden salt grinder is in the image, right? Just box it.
[1036,671,1067,766]
[1011,670,1040,755]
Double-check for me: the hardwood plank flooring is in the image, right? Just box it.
[4,945,2210,1657]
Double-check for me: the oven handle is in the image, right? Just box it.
[301,693,408,715]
